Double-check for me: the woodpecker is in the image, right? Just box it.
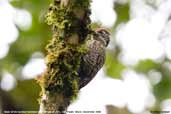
[78,28,110,89]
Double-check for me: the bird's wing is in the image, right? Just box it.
[78,40,105,88]
[84,40,105,66]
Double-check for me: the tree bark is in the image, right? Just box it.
[37,0,91,113]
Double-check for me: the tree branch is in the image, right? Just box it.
[37,0,91,113]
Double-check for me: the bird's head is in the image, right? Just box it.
[94,28,110,47]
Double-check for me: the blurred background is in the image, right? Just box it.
[0,0,171,114]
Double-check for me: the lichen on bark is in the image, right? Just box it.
[37,0,92,113]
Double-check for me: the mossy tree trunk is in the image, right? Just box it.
[37,0,92,114]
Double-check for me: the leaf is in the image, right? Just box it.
[105,50,125,79]
[134,59,160,73]
[114,2,130,27]
[153,63,171,101]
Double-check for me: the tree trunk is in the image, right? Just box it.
[37,0,91,113]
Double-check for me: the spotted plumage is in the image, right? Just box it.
[78,29,110,89]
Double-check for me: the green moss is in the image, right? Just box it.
[38,0,92,103]
[45,0,91,40]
